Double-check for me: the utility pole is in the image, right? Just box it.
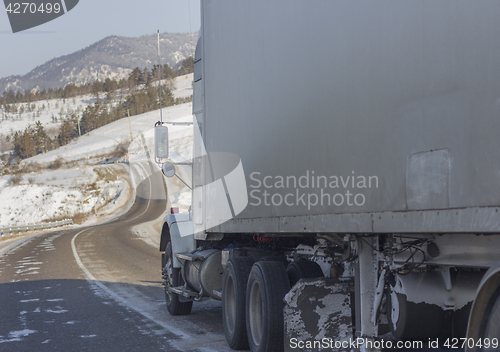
[158,29,163,123]
[127,109,133,141]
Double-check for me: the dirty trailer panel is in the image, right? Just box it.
[197,0,500,234]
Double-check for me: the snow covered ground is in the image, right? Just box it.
[173,73,194,99]
[0,95,91,154]
[0,74,194,230]
[0,165,130,227]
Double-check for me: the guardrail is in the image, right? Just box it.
[0,219,73,237]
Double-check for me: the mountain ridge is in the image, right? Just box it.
[1,32,197,93]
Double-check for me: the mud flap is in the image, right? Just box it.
[284,277,354,352]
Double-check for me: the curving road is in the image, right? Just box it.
[0,161,231,352]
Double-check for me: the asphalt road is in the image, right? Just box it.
[0,161,231,352]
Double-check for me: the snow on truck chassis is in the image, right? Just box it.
[156,1,500,351]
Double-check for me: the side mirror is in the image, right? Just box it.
[154,125,169,159]
[161,161,176,178]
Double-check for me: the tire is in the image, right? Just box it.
[246,261,290,352]
[222,257,255,350]
[260,256,288,267]
[286,260,324,287]
[480,291,500,346]
[163,242,192,315]
[386,285,444,340]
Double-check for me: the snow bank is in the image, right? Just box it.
[0,165,129,227]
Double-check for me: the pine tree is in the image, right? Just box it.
[128,67,142,89]
[13,129,35,159]
[34,121,50,154]
[177,57,194,76]
[58,119,75,146]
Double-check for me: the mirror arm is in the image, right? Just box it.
[174,174,192,190]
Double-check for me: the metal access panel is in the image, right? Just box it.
[197,0,500,233]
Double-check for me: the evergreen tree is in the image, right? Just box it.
[162,64,175,80]
[128,67,142,89]
[103,78,118,93]
[34,121,50,154]
[92,80,103,99]
[58,119,75,146]
[13,129,35,159]
[144,67,152,87]
[177,57,194,76]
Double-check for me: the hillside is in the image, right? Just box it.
[0,32,197,93]
[0,75,194,227]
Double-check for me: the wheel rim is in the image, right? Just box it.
[248,280,263,347]
[224,275,236,334]
[164,258,173,302]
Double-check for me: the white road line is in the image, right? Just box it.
[70,229,190,340]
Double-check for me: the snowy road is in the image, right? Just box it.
[0,160,231,352]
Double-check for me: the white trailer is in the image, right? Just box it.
[156,1,500,351]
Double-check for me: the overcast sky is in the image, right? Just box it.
[0,0,201,79]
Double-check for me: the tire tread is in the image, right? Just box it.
[223,256,254,350]
[247,261,290,352]
[286,260,324,287]
[165,242,192,315]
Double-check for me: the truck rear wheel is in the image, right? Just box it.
[164,242,192,315]
[260,256,288,267]
[223,256,255,350]
[286,260,324,287]
[387,286,444,340]
[246,261,290,352]
[480,291,500,343]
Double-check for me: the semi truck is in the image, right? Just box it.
[155,1,500,351]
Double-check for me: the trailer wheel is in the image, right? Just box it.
[466,264,500,351]
[260,256,288,267]
[480,291,500,343]
[164,242,192,315]
[246,261,290,352]
[387,285,444,340]
[223,257,255,350]
[286,260,324,287]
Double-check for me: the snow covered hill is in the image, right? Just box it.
[0,74,194,229]
[0,33,197,93]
